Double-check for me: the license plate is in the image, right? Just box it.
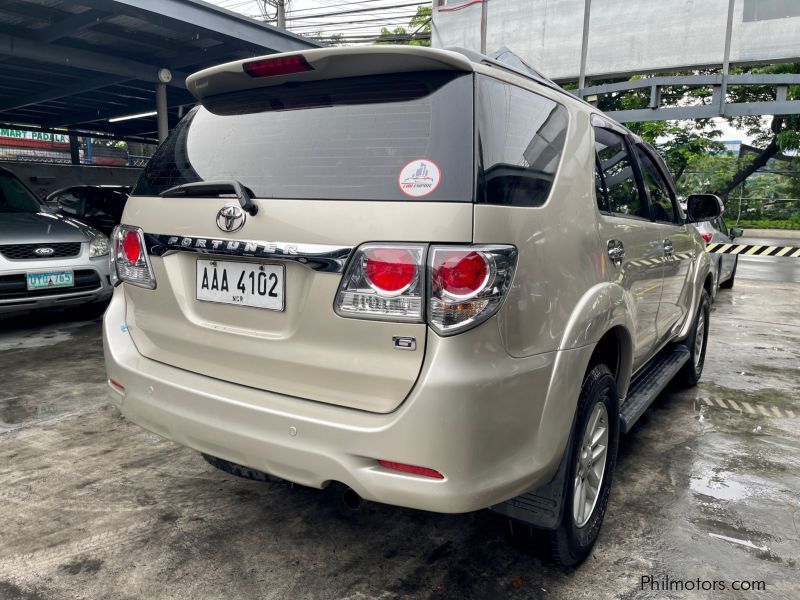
[196,259,284,311]
[27,270,74,291]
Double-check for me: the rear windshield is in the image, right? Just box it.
[133,72,474,202]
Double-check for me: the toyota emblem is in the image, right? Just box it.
[216,205,246,233]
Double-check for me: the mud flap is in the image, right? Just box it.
[488,430,574,530]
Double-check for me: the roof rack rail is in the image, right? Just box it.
[445,46,585,104]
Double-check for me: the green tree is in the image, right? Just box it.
[714,63,800,199]
[591,63,800,203]
[375,5,431,46]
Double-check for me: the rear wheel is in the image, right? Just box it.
[719,257,737,289]
[678,289,710,387]
[545,364,620,567]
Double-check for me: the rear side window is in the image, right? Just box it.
[476,75,568,207]
[594,128,646,219]
[133,72,473,202]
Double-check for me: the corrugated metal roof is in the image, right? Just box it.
[0,0,320,142]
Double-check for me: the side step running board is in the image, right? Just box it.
[619,346,690,433]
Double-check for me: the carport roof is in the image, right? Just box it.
[0,0,320,142]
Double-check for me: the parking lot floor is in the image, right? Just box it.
[0,278,798,599]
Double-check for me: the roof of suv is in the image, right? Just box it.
[183,45,644,151]
[186,45,592,112]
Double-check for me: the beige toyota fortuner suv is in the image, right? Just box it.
[104,46,722,566]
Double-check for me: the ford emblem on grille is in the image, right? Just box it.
[216,205,246,233]
[34,247,55,256]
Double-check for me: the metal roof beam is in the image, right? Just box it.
[75,0,320,53]
[0,33,188,88]
[607,100,800,123]
[0,74,129,113]
[49,93,195,129]
[33,9,109,43]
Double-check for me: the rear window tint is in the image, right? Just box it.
[133,72,474,202]
[476,75,568,207]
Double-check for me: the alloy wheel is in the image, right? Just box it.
[572,400,609,528]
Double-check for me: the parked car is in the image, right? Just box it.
[103,46,720,566]
[0,167,112,317]
[46,185,131,236]
[695,217,742,296]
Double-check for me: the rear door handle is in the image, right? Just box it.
[607,239,625,267]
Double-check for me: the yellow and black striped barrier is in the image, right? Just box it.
[706,243,800,257]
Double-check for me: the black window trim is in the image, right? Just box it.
[594,151,610,213]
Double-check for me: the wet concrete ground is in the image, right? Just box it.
[1,279,798,599]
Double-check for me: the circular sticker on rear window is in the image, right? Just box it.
[398,159,441,198]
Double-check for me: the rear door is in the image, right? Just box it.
[122,71,475,414]
[593,127,662,370]
[632,144,693,343]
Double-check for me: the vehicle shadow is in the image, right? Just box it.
[0,306,104,333]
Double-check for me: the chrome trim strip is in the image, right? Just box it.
[144,233,353,274]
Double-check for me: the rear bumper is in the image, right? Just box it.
[104,287,590,513]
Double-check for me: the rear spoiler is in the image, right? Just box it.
[186,46,475,101]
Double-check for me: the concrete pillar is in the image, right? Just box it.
[277,0,286,29]
[719,0,736,115]
[578,0,592,91]
[479,0,488,54]
[156,82,168,143]
[68,134,80,165]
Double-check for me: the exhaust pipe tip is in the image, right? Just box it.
[341,486,363,513]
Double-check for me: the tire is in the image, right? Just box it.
[545,364,620,567]
[678,289,710,387]
[719,257,737,289]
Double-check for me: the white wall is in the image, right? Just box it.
[433,0,800,81]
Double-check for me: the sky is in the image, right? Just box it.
[207,0,428,43]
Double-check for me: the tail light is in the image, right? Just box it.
[429,245,517,336]
[111,225,156,289]
[700,232,713,244]
[243,55,313,78]
[335,243,517,335]
[334,244,425,322]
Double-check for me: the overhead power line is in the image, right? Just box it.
[286,0,416,13]
[285,1,426,21]
[289,14,423,29]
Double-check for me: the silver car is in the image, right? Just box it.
[0,167,113,316]
[695,217,742,297]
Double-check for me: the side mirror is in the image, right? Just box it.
[685,194,723,223]
[729,227,743,239]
